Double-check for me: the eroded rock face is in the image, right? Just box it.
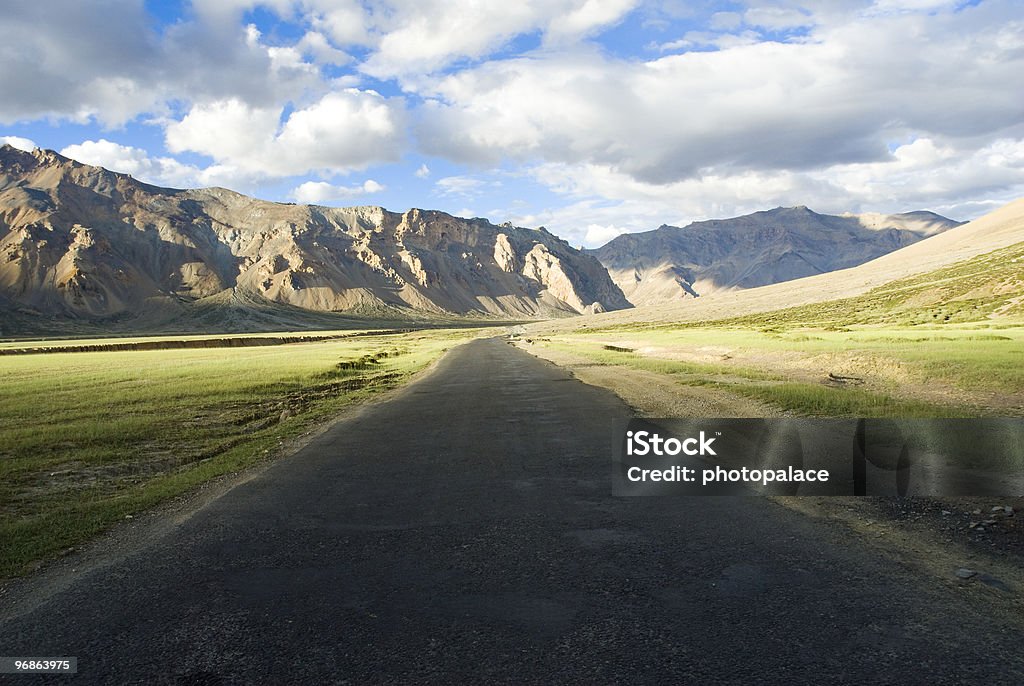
[589,205,963,306]
[493,233,518,273]
[0,145,630,323]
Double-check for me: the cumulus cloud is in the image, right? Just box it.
[291,179,386,204]
[0,1,162,125]
[178,0,638,84]
[415,164,431,178]
[0,0,329,127]
[582,223,630,247]
[167,18,327,110]
[165,90,406,179]
[818,136,1024,209]
[296,31,353,66]
[297,0,639,80]
[417,1,1024,185]
[165,100,278,166]
[545,0,640,42]
[59,139,206,188]
[306,0,375,47]
[516,133,1024,247]
[1,136,37,152]
[57,138,296,190]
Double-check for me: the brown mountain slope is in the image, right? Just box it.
[589,206,961,306]
[0,145,629,332]
[538,197,1024,330]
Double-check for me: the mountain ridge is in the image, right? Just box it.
[588,205,963,306]
[547,197,1024,331]
[0,145,630,331]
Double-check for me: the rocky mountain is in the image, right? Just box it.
[0,145,629,331]
[589,206,962,306]
[549,197,1024,331]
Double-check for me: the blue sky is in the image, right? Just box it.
[2,0,1021,247]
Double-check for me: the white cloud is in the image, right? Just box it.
[291,179,386,204]
[0,2,163,126]
[545,0,639,43]
[415,163,431,178]
[818,136,1024,208]
[518,133,1024,247]
[358,3,538,79]
[1,136,36,152]
[0,1,329,127]
[743,6,813,30]
[59,139,205,188]
[339,0,638,80]
[417,1,1024,188]
[296,31,352,66]
[165,99,278,165]
[867,0,962,14]
[307,1,375,47]
[709,11,743,30]
[165,90,406,180]
[583,223,629,246]
[56,138,277,190]
[434,175,489,197]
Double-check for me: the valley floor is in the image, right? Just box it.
[2,338,1023,684]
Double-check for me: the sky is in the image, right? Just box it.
[1,0,1022,247]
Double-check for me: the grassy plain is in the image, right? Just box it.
[528,325,1023,418]
[0,328,476,577]
[525,242,1024,417]
[0,330,350,350]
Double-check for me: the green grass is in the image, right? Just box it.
[529,241,1021,450]
[546,340,772,380]
[528,241,1024,443]
[537,336,980,418]
[0,329,476,578]
[600,241,1024,334]
[723,382,953,418]
[0,330,355,350]
[563,325,1024,396]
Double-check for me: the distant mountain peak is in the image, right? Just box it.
[762,205,814,214]
[591,206,962,307]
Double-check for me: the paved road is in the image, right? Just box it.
[2,338,1022,684]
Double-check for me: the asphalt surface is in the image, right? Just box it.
[2,338,1023,684]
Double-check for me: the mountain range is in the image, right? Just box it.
[0,145,628,332]
[566,196,1024,330]
[589,207,962,306]
[1,144,1003,335]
